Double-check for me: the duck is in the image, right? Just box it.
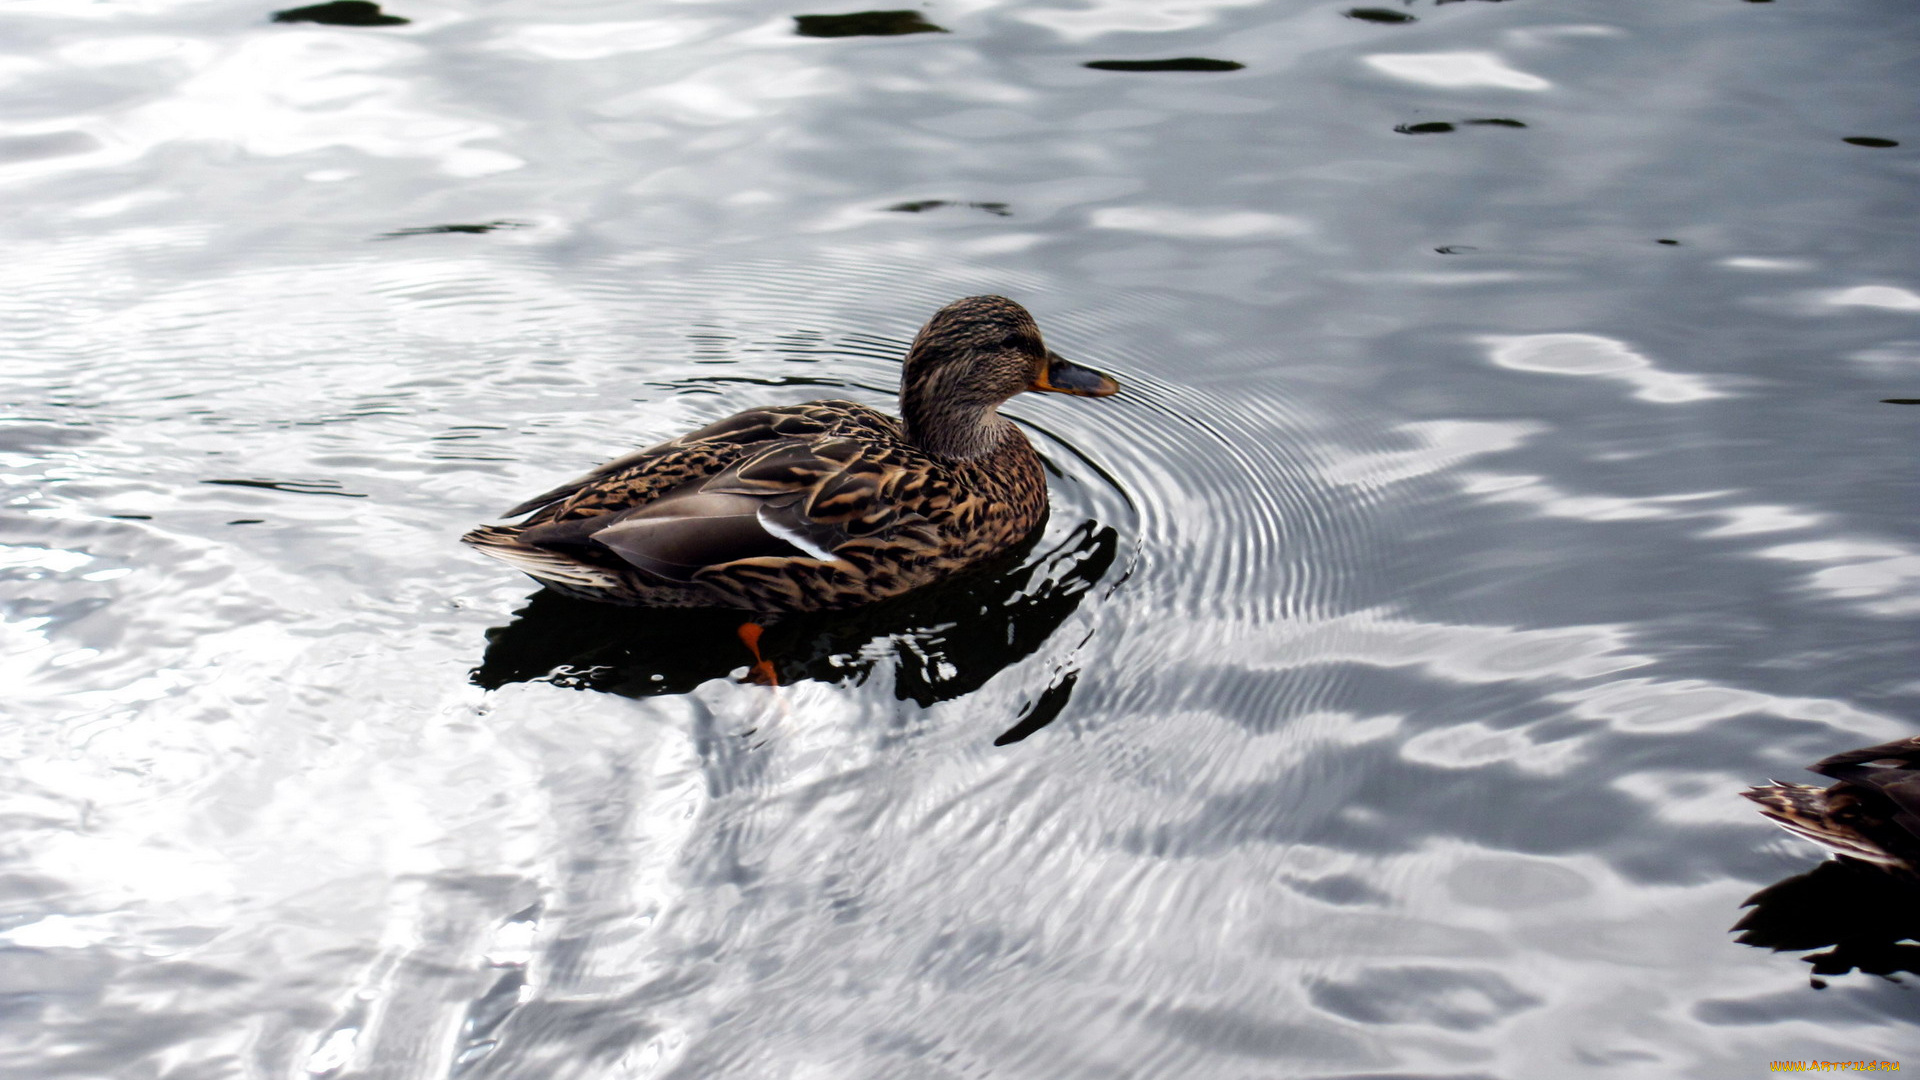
[463,295,1119,613]
[1743,735,1920,879]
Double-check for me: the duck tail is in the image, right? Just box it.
[461,525,625,591]
[1742,782,1908,869]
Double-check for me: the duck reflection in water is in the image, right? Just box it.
[472,520,1116,739]
[1735,736,1920,984]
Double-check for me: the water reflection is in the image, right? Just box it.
[1346,9,1418,25]
[1083,59,1245,72]
[377,221,532,239]
[1735,862,1920,985]
[474,519,1117,716]
[271,1,409,27]
[793,12,948,38]
[886,200,1012,218]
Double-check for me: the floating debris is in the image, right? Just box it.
[1084,58,1244,72]
[1434,245,1479,254]
[794,11,947,37]
[377,221,530,239]
[1656,239,1680,245]
[1345,8,1416,23]
[271,1,409,26]
[887,200,1011,217]
[1882,398,1920,405]
[1395,122,1455,134]
[1465,117,1528,128]
[1843,136,1899,148]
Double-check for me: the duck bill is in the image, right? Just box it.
[1030,351,1120,397]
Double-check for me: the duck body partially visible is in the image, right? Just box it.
[1743,735,1920,878]
[462,296,1118,612]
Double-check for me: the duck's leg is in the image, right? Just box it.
[736,621,779,686]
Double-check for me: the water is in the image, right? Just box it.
[2,0,1916,1076]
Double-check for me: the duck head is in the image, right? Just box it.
[900,295,1118,459]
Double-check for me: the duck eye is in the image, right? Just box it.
[999,331,1035,352]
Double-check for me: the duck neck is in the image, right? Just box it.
[901,380,1012,461]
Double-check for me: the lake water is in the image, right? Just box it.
[2,0,1917,1076]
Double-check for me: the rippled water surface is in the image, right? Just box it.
[4,1,1917,1076]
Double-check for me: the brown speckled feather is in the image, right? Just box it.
[462,296,1118,612]
[1743,735,1920,876]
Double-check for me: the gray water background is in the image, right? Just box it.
[2,0,1917,1076]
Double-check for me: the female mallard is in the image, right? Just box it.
[1743,735,1920,878]
[463,296,1119,612]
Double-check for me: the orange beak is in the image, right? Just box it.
[1029,350,1120,397]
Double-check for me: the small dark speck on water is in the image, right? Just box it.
[378,221,529,239]
[1656,239,1680,245]
[271,1,408,26]
[1084,58,1244,72]
[203,478,367,498]
[227,519,266,525]
[793,11,947,37]
[1843,136,1899,148]
[1465,117,1528,128]
[1881,398,1920,405]
[887,200,1011,217]
[108,514,152,520]
[1345,8,1416,23]
[1395,122,1455,134]
[1435,245,1478,254]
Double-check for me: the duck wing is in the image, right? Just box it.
[499,405,847,519]
[508,432,927,586]
[1811,736,1920,857]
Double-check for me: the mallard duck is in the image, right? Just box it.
[1743,736,1920,878]
[463,296,1119,612]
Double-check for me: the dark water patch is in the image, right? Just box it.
[1084,58,1244,72]
[270,1,408,26]
[473,520,1116,712]
[201,478,366,498]
[1734,860,1920,983]
[794,11,947,37]
[226,519,265,525]
[1309,968,1542,1031]
[886,200,1011,217]
[1434,245,1479,254]
[106,514,152,520]
[377,221,530,239]
[1399,119,1528,134]
[0,131,100,164]
[1346,8,1417,24]
[1656,238,1680,245]
[1843,137,1899,148]
[0,423,98,451]
[1285,873,1391,905]
[1881,398,1920,405]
